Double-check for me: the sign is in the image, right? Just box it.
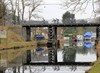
[0,60,7,67]
[77,35,83,40]
[0,30,7,38]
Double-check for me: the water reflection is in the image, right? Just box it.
[5,66,92,73]
[58,27,97,62]
[63,48,76,62]
[57,47,97,62]
[31,47,48,63]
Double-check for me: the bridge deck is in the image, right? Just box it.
[22,23,100,27]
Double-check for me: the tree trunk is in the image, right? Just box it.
[18,66,20,73]
[29,65,32,73]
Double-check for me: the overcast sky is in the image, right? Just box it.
[23,0,95,20]
[37,0,94,20]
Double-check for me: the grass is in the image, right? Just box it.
[87,41,100,73]
[0,46,36,61]
[87,58,100,73]
[0,26,35,48]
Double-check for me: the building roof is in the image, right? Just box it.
[84,32,92,37]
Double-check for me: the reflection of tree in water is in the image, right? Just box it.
[77,46,96,54]
[63,47,76,62]
[70,65,77,71]
[76,46,89,54]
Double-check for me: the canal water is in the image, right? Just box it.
[5,46,97,73]
[5,65,91,73]
[57,48,97,62]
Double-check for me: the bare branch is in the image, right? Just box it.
[92,0,96,14]
[28,0,43,21]
[62,0,99,17]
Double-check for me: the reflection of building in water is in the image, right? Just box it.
[63,48,76,62]
[31,27,48,40]
[31,48,48,63]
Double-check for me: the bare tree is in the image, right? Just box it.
[19,0,43,22]
[21,0,25,21]
[9,0,25,23]
[0,0,10,25]
[17,0,20,24]
[95,0,100,16]
[62,0,100,17]
[8,0,43,24]
[0,0,9,18]
[0,0,5,18]
[9,0,19,24]
[28,0,43,21]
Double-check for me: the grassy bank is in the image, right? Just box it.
[0,26,36,62]
[87,58,100,73]
[0,26,36,49]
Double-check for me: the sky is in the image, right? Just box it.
[37,0,94,20]
[22,0,96,20]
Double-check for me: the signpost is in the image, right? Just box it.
[0,30,7,44]
[0,30,7,38]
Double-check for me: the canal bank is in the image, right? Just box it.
[86,58,100,73]
[86,41,100,73]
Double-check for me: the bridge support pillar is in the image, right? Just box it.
[26,50,31,64]
[96,26,100,39]
[54,27,57,63]
[0,67,6,73]
[0,71,4,73]
[47,27,57,63]
[26,27,31,41]
[96,26,100,44]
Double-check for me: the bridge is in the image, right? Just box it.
[0,23,99,65]
[22,23,100,65]
[22,23,100,27]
